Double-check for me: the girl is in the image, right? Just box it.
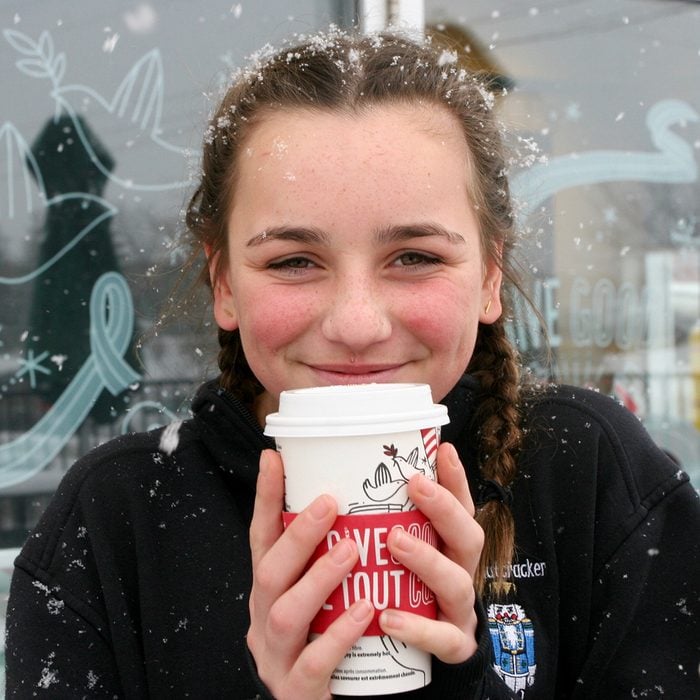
[6,30,699,699]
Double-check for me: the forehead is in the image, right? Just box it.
[232,103,471,208]
[240,102,467,164]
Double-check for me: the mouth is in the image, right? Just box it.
[307,363,407,384]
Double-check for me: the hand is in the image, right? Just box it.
[379,442,483,663]
[247,449,374,699]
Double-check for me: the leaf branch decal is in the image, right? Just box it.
[5,29,192,192]
[4,29,66,117]
[5,29,66,83]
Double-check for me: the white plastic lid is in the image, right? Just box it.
[264,383,449,437]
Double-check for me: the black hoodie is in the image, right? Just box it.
[5,376,700,698]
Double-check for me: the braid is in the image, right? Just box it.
[217,329,263,407]
[467,319,523,598]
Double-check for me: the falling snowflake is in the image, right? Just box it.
[50,354,68,371]
[565,102,582,121]
[86,670,99,689]
[159,420,183,455]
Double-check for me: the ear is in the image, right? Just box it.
[479,254,503,325]
[206,244,238,331]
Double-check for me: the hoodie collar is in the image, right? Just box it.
[191,379,274,491]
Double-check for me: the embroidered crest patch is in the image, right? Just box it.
[487,602,537,695]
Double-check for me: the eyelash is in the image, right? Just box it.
[267,256,315,272]
[393,251,443,268]
[266,251,443,274]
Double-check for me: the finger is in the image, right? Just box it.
[378,609,478,664]
[264,537,360,657]
[254,493,338,610]
[386,526,475,631]
[406,472,483,575]
[250,449,285,570]
[290,599,374,692]
[435,442,475,516]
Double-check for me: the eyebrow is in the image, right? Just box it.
[246,226,330,247]
[246,222,465,247]
[373,223,466,246]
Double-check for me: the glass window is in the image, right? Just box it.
[425,0,700,481]
[0,1,349,688]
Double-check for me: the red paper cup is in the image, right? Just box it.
[265,383,449,695]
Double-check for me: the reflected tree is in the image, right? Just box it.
[26,113,136,422]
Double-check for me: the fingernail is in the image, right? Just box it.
[390,527,414,553]
[350,599,373,622]
[447,443,461,469]
[416,474,436,498]
[258,450,270,476]
[379,610,403,630]
[329,538,354,564]
[309,495,332,521]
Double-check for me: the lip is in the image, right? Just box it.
[307,363,406,384]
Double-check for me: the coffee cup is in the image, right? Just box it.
[264,383,449,695]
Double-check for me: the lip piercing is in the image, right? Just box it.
[349,353,356,364]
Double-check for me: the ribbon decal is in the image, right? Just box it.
[0,272,140,489]
[89,272,140,395]
[512,99,699,223]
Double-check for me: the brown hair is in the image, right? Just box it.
[186,29,523,596]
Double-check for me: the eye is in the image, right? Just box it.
[265,256,319,278]
[393,251,442,268]
[267,256,316,272]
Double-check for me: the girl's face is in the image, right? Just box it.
[211,104,503,421]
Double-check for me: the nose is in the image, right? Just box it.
[320,274,392,350]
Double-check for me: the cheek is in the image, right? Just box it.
[236,287,317,354]
[399,282,480,351]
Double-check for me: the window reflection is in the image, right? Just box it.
[427,0,700,479]
[0,0,346,546]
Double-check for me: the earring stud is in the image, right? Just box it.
[484,299,492,315]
